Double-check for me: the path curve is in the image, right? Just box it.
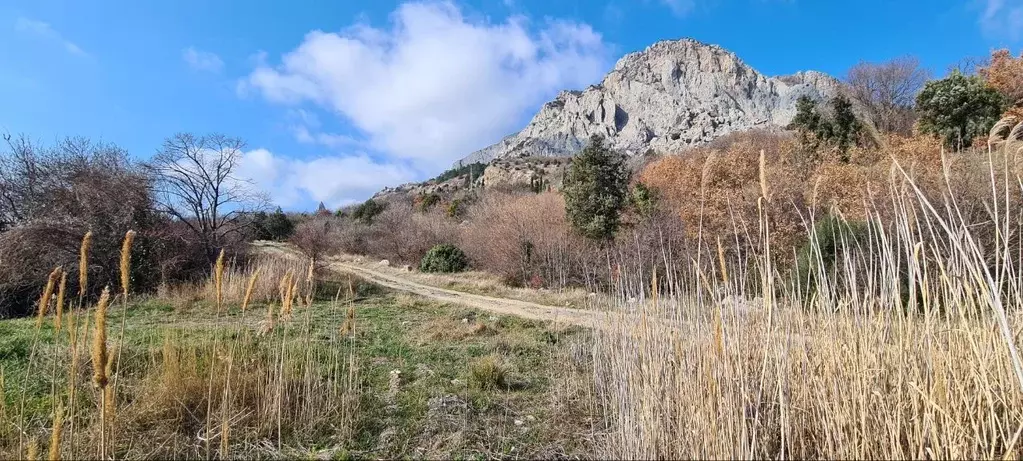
[329,261,607,329]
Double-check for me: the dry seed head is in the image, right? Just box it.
[27,439,38,461]
[91,287,111,389]
[48,403,63,461]
[241,268,260,312]
[54,272,67,332]
[78,231,92,298]
[716,237,728,284]
[278,271,292,309]
[340,305,356,336]
[37,267,61,328]
[650,266,658,303]
[119,230,137,298]
[214,249,225,310]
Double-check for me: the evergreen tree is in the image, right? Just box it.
[253,207,294,241]
[830,95,862,162]
[562,135,630,241]
[916,71,1005,148]
[789,95,823,133]
[263,207,295,241]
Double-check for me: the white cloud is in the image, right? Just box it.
[285,109,363,148]
[292,125,362,148]
[182,47,225,73]
[14,17,88,57]
[237,148,417,208]
[240,1,608,166]
[980,0,1023,42]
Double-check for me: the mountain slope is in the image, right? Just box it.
[458,38,845,165]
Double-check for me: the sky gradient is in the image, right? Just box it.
[1,0,1020,210]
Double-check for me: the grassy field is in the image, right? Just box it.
[0,278,596,459]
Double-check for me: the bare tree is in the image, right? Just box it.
[845,56,930,135]
[149,133,265,262]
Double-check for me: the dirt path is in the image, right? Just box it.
[252,241,610,329]
[329,261,607,329]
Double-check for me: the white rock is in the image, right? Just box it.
[379,259,390,267]
[514,419,524,426]
[458,38,852,166]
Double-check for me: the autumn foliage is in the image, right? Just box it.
[981,49,1023,116]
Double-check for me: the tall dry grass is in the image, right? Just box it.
[594,139,1023,458]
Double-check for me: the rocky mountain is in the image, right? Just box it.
[457,38,846,165]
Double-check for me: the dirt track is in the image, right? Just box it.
[329,260,607,329]
[253,241,609,329]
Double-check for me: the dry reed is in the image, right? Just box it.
[78,232,91,300]
[91,287,110,460]
[54,272,66,332]
[36,267,61,328]
[241,268,260,312]
[594,144,1023,459]
[214,249,225,313]
[47,404,61,461]
[119,230,135,298]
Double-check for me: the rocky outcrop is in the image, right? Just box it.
[458,38,846,165]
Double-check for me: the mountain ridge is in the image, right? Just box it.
[454,38,845,166]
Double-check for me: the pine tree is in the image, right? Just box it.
[562,135,630,241]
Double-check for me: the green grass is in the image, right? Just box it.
[0,281,595,459]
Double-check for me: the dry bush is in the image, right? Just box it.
[290,216,338,260]
[640,131,808,257]
[362,202,459,265]
[641,130,1018,272]
[461,192,586,288]
[0,137,163,316]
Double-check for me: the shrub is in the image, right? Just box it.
[468,354,507,391]
[447,198,464,218]
[419,244,469,273]
[351,199,386,223]
[290,217,338,259]
[417,193,441,211]
[362,202,458,264]
[789,95,865,161]
[434,161,486,183]
[0,137,167,316]
[461,192,585,288]
[793,214,869,296]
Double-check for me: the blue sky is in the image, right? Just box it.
[1,0,1020,210]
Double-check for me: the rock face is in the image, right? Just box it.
[458,38,845,165]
